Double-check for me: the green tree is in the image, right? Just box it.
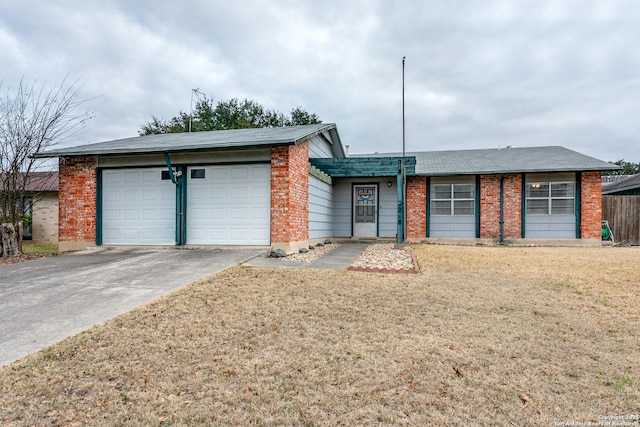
[604,160,640,176]
[139,95,321,135]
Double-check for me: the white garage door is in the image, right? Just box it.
[187,164,270,245]
[102,168,176,245]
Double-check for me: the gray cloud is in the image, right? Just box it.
[1,0,638,163]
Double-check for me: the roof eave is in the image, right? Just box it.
[418,166,617,176]
[34,140,297,158]
[35,123,338,158]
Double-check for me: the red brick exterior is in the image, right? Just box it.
[406,176,427,238]
[479,175,500,238]
[502,174,522,239]
[478,175,522,239]
[580,172,602,239]
[270,142,309,244]
[58,156,96,244]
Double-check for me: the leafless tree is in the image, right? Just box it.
[0,77,93,256]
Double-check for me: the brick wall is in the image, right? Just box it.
[406,176,426,238]
[580,172,602,239]
[480,174,522,239]
[270,142,309,244]
[59,156,96,247]
[480,175,500,238]
[503,174,522,238]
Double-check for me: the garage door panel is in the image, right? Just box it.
[124,190,138,201]
[210,168,227,180]
[231,167,249,179]
[190,207,206,220]
[187,164,270,245]
[124,172,138,183]
[141,170,157,182]
[105,190,120,202]
[231,186,248,199]
[141,209,157,220]
[210,208,226,220]
[102,168,175,245]
[105,209,120,221]
[252,167,269,180]
[122,229,138,240]
[104,228,120,240]
[160,209,174,221]
[191,188,207,199]
[212,188,227,199]
[252,207,270,219]
[104,171,121,184]
[123,210,138,221]
[141,228,158,239]
[230,207,248,220]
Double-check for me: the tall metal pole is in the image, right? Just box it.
[189,89,195,133]
[401,56,407,243]
[402,56,406,157]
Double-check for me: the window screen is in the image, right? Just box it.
[526,181,575,215]
[431,182,475,216]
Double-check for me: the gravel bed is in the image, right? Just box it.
[278,242,416,271]
[278,243,340,263]
[349,243,415,270]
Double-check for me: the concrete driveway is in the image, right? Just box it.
[0,247,264,367]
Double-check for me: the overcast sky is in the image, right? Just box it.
[1,0,638,163]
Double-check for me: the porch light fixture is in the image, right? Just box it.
[387,181,392,187]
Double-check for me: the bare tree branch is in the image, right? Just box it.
[0,76,93,255]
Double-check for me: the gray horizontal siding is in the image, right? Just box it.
[430,216,476,238]
[429,176,477,238]
[309,175,333,239]
[525,215,576,239]
[525,172,576,239]
[308,135,334,159]
[333,178,397,238]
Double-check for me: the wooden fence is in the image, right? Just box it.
[602,195,640,245]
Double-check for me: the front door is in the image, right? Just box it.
[353,185,378,238]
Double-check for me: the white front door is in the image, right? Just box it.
[353,185,377,238]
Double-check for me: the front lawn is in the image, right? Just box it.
[0,245,638,425]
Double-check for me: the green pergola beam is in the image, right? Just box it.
[309,157,416,177]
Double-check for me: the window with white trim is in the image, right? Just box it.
[526,181,575,215]
[431,183,475,216]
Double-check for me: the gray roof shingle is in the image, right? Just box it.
[356,146,618,175]
[602,174,640,194]
[37,123,338,157]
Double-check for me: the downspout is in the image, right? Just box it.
[521,173,526,238]
[575,172,582,239]
[475,175,481,239]
[96,164,102,245]
[164,152,184,246]
[425,177,430,238]
[499,174,505,245]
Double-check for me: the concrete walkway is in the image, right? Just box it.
[242,243,367,269]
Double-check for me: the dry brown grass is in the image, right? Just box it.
[0,245,638,426]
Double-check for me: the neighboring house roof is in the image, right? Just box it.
[0,171,59,192]
[356,146,618,176]
[602,174,640,195]
[36,124,343,158]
